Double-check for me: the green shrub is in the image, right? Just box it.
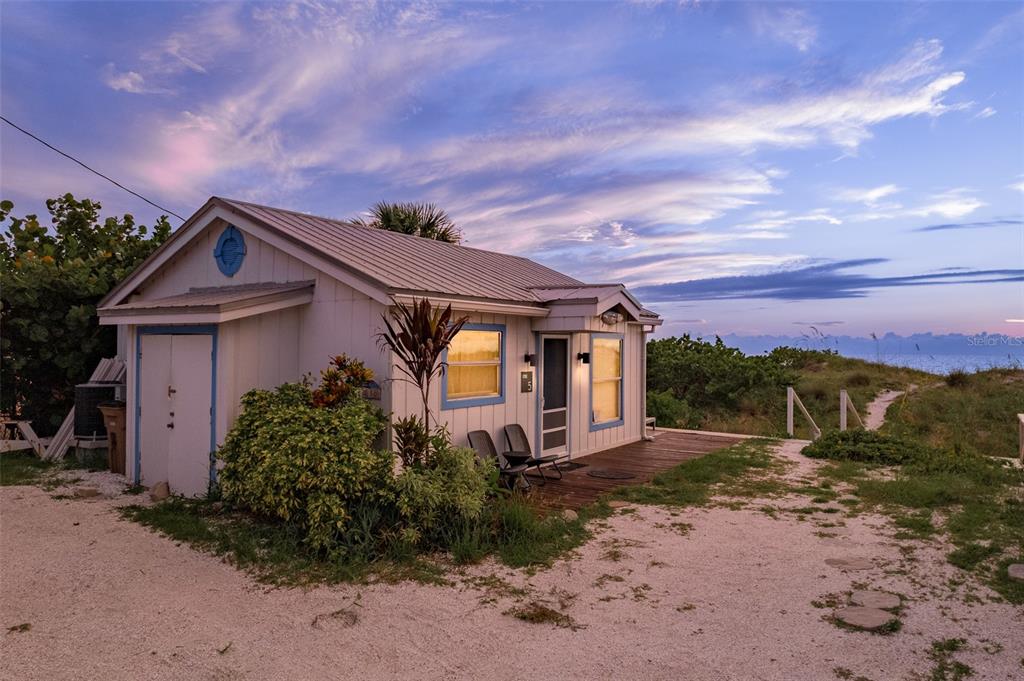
[394,444,489,547]
[647,335,796,412]
[801,429,930,465]
[646,390,700,428]
[217,383,393,554]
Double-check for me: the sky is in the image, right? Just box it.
[2,1,1023,339]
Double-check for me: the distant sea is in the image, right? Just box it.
[836,352,1023,375]
[719,333,1024,376]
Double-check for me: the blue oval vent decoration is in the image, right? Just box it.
[214,225,246,276]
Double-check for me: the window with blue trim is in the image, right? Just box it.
[591,334,623,428]
[442,323,505,408]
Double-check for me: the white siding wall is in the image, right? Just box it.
[389,313,646,458]
[567,321,644,458]
[389,312,538,453]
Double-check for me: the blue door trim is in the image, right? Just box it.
[134,325,218,487]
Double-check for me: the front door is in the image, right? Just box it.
[540,336,570,457]
[139,333,213,496]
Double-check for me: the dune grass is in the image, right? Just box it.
[701,354,933,439]
[882,368,1024,458]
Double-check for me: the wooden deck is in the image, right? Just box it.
[530,429,748,510]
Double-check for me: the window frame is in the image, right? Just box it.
[589,332,625,431]
[441,322,507,410]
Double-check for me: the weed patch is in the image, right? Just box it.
[504,601,579,629]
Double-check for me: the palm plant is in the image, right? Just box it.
[376,297,469,425]
[355,202,462,243]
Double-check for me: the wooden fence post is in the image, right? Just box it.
[787,387,795,437]
[840,390,848,432]
[1018,414,1024,462]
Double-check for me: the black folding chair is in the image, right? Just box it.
[504,423,564,485]
[467,430,530,490]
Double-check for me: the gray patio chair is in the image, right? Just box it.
[467,430,530,491]
[503,423,564,485]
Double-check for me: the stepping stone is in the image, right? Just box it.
[73,487,100,498]
[608,500,631,509]
[850,590,901,610]
[825,557,874,571]
[561,509,579,522]
[834,606,896,631]
[1008,564,1024,582]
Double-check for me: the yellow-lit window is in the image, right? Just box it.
[446,328,503,402]
[592,336,622,425]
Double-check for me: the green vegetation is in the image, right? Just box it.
[0,195,171,433]
[925,638,974,681]
[802,430,930,465]
[800,431,1024,603]
[0,451,53,486]
[352,201,462,244]
[646,336,931,438]
[883,368,1024,458]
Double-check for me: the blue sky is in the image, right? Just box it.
[2,1,1022,338]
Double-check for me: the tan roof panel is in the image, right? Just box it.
[101,281,314,314]
[217,198,583,305]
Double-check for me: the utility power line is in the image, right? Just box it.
[1,115,186,221]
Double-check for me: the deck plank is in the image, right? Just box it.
[530,430,746,510]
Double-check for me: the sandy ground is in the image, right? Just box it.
[2,445,1022,681]
[862,386,912,431]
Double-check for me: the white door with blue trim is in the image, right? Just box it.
[139,334,213,497]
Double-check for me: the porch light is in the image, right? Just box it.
[524,353,536,366]
[577,351,590,364]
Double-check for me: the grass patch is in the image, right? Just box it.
[609,439,777,507]
[924,638,974,681]
[0,452,53,486]
[947,543,1002,571]
[893,511,936,539]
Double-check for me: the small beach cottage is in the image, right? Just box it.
[98,198,662,496]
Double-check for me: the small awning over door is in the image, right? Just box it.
[98,281,315,326]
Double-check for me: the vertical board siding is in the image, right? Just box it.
[391,312,538,453]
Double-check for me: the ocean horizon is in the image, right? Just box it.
[718,332,1024,375]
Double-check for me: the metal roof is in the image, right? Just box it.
[217,198,584,305]
[99,281,314,314]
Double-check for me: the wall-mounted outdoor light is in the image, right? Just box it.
[577,351,590,364]
[524,353,536,366]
